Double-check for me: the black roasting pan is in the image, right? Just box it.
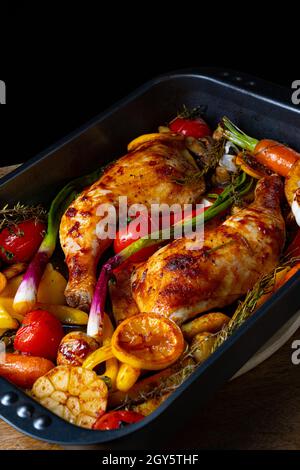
[0,68,300,448]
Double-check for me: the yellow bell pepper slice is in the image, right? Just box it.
[0,298,24,323]
[0,304,19,329]
[37,263,67,305]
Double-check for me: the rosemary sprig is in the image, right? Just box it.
[0,203,47,232]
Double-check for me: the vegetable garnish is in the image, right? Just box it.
[0,220,46,265]
[92,410,144,430]
[0,203,47,233]
[14,309,64,361]
[111,313,184,371]
[169,106,212,138]
[221,116,300,177]
[87,172,253,339]
[84,313,185,372]
[13,168,104,315]
[0,353,54,389]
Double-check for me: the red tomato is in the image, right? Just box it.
[14,310,64,361]
[92,410,144,430]
[114,213,159,262]
[169,117,211,138]
[113,207,208,263]
[0,219,46,264]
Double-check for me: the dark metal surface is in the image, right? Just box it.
[1,68,300,447]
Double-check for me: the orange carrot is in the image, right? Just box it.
[0,353,54,389]
[254,140,300,177]
[222,117,300,177]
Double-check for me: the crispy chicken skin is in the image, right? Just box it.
[131,175,285,324]
[59,134,205,311]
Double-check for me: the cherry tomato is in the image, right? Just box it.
[14,310,64,361]
[113,207,208,263]
[92,410,144,430]
[113,213,159,263]
[0,219,46,264]
[169,117,211,138]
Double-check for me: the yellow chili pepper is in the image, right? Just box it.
[36,303,88,325]
[0,298,87,326]
[82,344,114,369]
[116,363,140,392]
[101,314,119,389]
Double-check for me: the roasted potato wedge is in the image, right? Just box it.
[191,332,215,364]
[182,312,230,341]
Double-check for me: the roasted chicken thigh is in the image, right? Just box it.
[60,133,205,311]
[131,175,285,323]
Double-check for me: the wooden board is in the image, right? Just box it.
[1,165,300,450]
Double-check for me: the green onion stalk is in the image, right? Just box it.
[220,116,259,152]
[87,172,254,339]
[13,168,103,315]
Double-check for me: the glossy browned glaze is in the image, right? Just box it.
[132,175,285,324]
[59,135,205,311]
[109,262,140,324]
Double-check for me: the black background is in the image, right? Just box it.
[1,4,298,166]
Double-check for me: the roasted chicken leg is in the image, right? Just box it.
[131,175,285,323]
[59,133,205,311]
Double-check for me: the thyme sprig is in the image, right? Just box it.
[0,203,47,232]
[175,104,207,121]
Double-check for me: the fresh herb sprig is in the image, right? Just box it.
[0,203,47,232]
